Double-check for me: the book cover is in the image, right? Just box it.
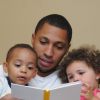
[11,81,81,100]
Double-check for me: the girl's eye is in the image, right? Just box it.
[68,75,73,80]
[79,71,85,75]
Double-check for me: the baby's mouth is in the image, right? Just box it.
[17,76,27,81]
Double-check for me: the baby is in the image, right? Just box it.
[0,43,37,98]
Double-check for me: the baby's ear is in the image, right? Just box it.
[34,68,38,77]
[3,62,8,73]
[33,68,38,79]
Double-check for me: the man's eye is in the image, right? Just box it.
[55,44,65,50]
[39,37,48,45]
[40,39,48,44]
[56,46,64,50]
[55,43,66,50]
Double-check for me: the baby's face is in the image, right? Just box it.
[66,61,99,92]
[4,48,37,85]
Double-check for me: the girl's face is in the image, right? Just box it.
[66,61,99,93]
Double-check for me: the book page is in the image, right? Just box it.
[11,83,44,100]
[50,81,81,100]
[11,81,81,100]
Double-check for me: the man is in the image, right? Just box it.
[29,14,72,89]
[0,14,72,99]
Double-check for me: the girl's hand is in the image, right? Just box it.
[80,83,100,100]
[92,89,100,100]
[80,83,93,100]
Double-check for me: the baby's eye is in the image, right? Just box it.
[27,64,35,70]
[15,64,21,67]
[28,67,34,70]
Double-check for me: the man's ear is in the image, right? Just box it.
[3,62,8,73]
[68,43,71,50]
[31,33,35,47]
[65,43,71,55]
[58,43,71,66]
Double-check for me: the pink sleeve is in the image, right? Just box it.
[80,96,86,100]
[93,89,100,96]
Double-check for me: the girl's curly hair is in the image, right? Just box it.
[59,45,100,83]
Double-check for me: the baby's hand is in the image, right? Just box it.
[0,94,21,100]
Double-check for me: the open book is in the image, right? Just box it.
[11,81,81,100]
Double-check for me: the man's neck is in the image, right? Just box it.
[37,70,57,77]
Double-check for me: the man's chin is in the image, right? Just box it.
[37,66,52,73]
[37,65,57,75]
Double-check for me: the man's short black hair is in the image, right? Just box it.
[35,14,72,43]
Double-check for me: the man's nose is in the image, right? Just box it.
[44,45,54,58]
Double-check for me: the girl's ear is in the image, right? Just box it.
[96,74,100,82]
[96,74,100,88]
[3,62,8,73]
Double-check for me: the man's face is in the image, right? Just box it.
[32,23,70,75]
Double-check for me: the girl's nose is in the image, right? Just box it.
[73,75,80,82]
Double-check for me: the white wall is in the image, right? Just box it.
[0,0,100,63]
